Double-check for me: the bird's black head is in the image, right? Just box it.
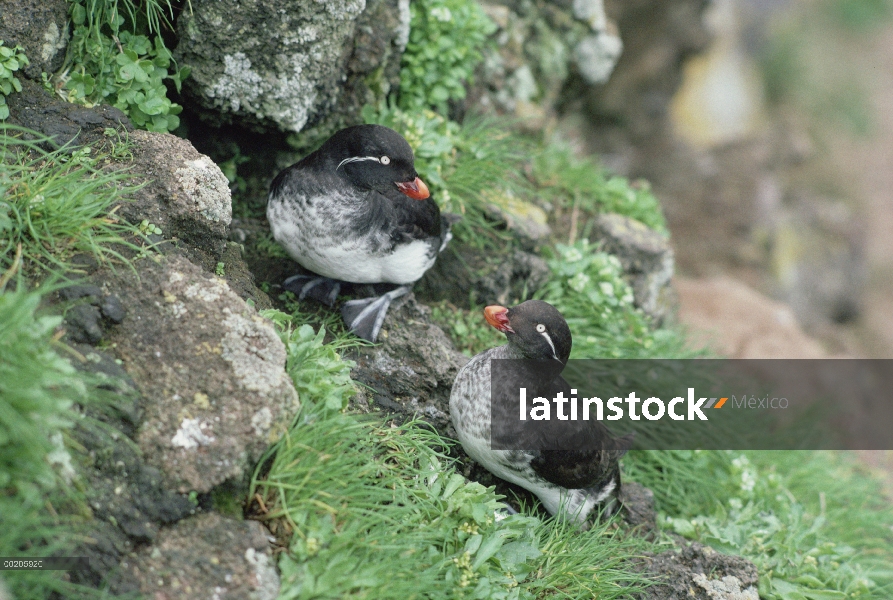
[321,124,430,200]
[484,300,572,364]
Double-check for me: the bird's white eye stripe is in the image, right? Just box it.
[380,155,390,165]
[540,330,558,360]
[535,323,546,332]
[336,156,385,170]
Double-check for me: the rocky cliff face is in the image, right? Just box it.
[1,1,756,597]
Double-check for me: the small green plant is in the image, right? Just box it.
[538,241,663,359]
[0,128,145,276]
[533,144,667,233]
[0,41,28,120]
[62,1,189,132]
[430,301,504,357]
[623,449,893,600]
[262,310,358,411]
[399,0,496,114]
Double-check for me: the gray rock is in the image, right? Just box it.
[176,0,406,134]
[469,1,623,124]
[417,246,551,308]
[116,130,233,256]
[620,481,656,532]
[635,542,759,600]
[65,304,104,344]
[102,254,299,494]
[772,196,864,329]
[349,293,469,436]
[590,213,675,325]
[123,512,279,600]
[0,0,69,80]
[100,294,126,324]
[5,79,131,150]
[59,284,103,303]
[484,194,553,250]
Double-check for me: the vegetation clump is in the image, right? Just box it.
[0,41,28,120]
[399,0,496,114]
[61,0,188,132]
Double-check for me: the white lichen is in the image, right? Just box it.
[244,548,281,600]
[574,33,623,85]
[174,156,232,225]
[172,418,216,449]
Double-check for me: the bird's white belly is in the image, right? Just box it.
[268,201,434,284]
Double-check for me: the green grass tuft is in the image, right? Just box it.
[0,127,145,277]
[0,286,116,599]
[532,144,667,234]
[626,450,893,600]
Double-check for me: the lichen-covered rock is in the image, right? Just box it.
[117,130,233,256]
[0,0,69,80]
[176,0,407,134]
[590,213,675,325]
[484,193,552,250]
[771,196,863,329]
[470,0,622,126]
[102,254,299,494]
[123,512,279,600]
[349,293,468,435]
[636,542,759,600]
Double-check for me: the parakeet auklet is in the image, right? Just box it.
[267,124,458,341]
[450,300,630,524]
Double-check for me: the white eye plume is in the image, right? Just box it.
[537,327,559,361]
[336,155,387,170]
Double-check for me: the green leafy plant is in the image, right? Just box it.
[62,0,189,132]
[622,449,893,600]
[399,0,496,114]
[537,240,677,359]
[262,309,358,412]
[0,41,28,120]
[430,301,505,357]
[533,144,667,233]
[0,127,145,276]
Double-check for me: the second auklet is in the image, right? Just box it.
[449,300,631,524]
[267,124,459,341]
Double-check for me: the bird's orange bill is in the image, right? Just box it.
[395,177,430,200]
[484,305,514,333]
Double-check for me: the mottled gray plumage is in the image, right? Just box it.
[450,300,627,524]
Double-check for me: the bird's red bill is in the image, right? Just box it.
[396,177,430,200]
[484,305,514,333]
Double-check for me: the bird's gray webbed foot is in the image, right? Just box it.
[283,274,342,307]
[341,286,410,342]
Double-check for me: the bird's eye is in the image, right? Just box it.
[536,324,546,333]
[380,156,391,165]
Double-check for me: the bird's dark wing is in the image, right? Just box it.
[374,188,444,243]
[513,375,632,490]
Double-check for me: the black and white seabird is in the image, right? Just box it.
[267,124,458,341]
[450,300,630,524]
